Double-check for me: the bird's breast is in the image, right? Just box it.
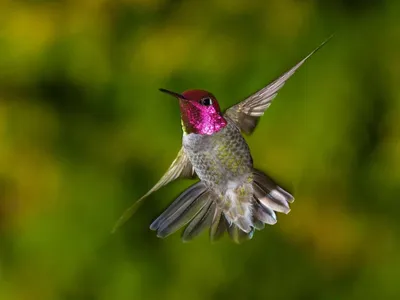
[182,121,253,190]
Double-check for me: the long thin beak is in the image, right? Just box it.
[159,88,187,100]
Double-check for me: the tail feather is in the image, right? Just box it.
[235,215,253,233]
[227,223,254,244]
[254,182,290,214]
[209,210,227,242]
[182,201,216,242]
[252,169,294,215]
[150,169,294,243]
[150,181,211,238]
[253,197,277,225]
[252,218,265,231]
[150,181,206,230]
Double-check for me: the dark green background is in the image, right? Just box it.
[1,0,399,299]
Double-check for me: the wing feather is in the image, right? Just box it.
[225,36,332,134]
[112,147,195,233]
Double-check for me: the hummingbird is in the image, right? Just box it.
[112,37,331,243]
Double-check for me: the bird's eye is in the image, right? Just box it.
[200,97,213,106]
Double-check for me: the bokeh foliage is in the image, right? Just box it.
[0,0,400,299]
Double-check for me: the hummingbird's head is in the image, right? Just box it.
[159,88,227,135]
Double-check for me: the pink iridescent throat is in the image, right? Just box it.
[179,100,227,135]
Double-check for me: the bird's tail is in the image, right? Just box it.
[150,169,294,243]
[149,180,246,243]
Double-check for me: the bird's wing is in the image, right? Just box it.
[224,36,332,135]
[112,147,195,233]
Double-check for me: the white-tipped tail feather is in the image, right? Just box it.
[150,169,294,243]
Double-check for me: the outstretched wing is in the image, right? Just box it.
[224,36,332,135]
[112,147,195,233]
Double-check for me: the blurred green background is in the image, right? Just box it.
[1,0,400,299]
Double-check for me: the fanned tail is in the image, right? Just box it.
[150,169,294,243]
[149,180,250,243]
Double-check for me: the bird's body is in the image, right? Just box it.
[183,118,255,233]
[112,37,331,243]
